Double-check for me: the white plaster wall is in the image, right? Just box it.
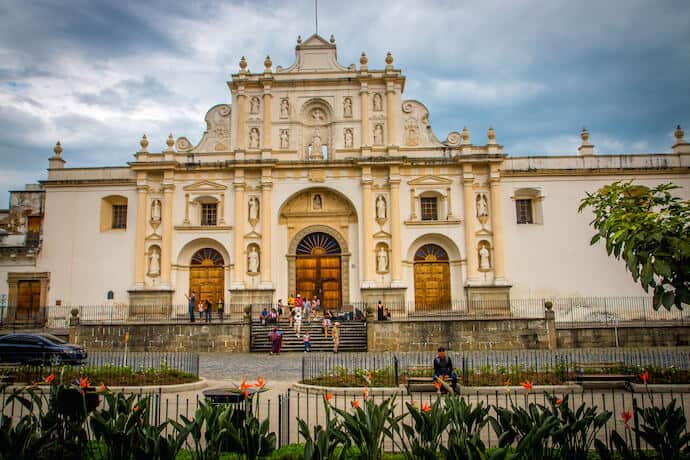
[38,186,137,306]
[501,174,690,298]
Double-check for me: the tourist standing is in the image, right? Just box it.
[185,291,196,322]
[205,299,212,323]
[332,321,341,353]
[322,311,331,337]
[303,331,311,352]
[217,298,224,321]
[198,299,204,319]
[304,297,311,321]
[269,326,281,355]
[294,305,302,337]
[377,300,384,321]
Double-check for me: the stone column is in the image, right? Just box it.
[183,193,190,224]
[409,188,417,219]
[446,186,453,218]
[386,84,398,145]
[360,85,370,146]
[462,164,478,282]
[362,167,374,285]
[232,173,246,287]
[389,172,402,284]
[219,193,225,224]
[489,164,506,280]
[260,175,272,286]
[134,185,147,287]
[161,185,174,287]
[262,90,272,149]
[236,91,246,149]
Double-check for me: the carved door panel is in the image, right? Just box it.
[189,248,225,312]
[414,262,450,310]
[296,256,341,310]
[16,280,41,321]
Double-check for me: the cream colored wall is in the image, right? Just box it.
[501,174,690,298]
[38,186,137,305]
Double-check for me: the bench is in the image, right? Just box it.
[574,362,636,384]
[405,366,457,393]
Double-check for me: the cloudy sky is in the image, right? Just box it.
[1,0,689,204]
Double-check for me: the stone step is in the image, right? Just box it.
[250,321,367,352]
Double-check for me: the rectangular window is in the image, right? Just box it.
[420,197,438,221]
[516,199,533,224]
[201,203,217,226]
[112,205,128,229]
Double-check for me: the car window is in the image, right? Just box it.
[40,334,67,345]
[0,336,21,345]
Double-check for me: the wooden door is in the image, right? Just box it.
[189,248,225,311]
[414,244,451,310]
[295,256,342,309]
[17,280,41,319]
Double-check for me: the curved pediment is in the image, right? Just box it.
[191,104,232,153]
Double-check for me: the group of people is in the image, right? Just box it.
[185,291,224,323]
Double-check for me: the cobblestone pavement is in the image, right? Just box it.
[199,352,303,382]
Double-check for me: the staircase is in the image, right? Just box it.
[250,318,368,352]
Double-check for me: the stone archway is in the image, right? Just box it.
[287,225,351,307]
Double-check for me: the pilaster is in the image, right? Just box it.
[134,184,148,287]
[361,167,374,286]
[232,171,246,288]
[260,170,273,287]
[262,87,272,149]
[385,82,398,146]
[389,168,403,285]
[489,164,506,281]
[236,88,246,150]
[360,83,370,146]
[160,183,174,287]
[462,164,478,283]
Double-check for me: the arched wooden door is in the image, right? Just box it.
[189,248,225,310]
[414,244,451,310]
[295,232,341,309]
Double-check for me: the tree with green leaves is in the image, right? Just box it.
[578,181,690,310]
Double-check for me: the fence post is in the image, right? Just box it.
[462,356,468,386]
[394,356,399,386]
[632,397,642,452]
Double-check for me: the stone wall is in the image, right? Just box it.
[557,325,690,348]
[71,322,250,352]
[368,318,550,352]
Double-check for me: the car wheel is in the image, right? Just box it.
[49,354,62,367]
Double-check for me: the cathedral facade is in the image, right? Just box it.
[2,34,690,317]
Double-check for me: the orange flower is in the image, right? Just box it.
[640,371,649,384]
[421,403,432,413]
[133,405,139,413]
[363,388,369,400]
[44,374,55,384]
[79,377,90,389]
[243,390,250,398]
[409,400,417,407]
[351,399,360,409]
[503,378,511,386]
[255,377,265,389]
[520,381,533,392]
[239,377,253,391]
[433,380,442,391]
[325,392,333,402]
[98,383,107,392]
[556,399,563,406]
[621,410,632,424]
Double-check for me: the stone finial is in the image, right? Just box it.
[461,127,470,145]
[53,141,63,156]
[581,127,590,144]
[239,56,247,72]
[297,35,302,44]
[49,140,66,169]
[488,127,496,144]
[385,51,394,69]
[140,134,149,151]
[166,133,175,150]
[675,125,684,142]
[578,127,594,156]
[329,34,335,44]
[264,55,272,71]
[360,52,368,69]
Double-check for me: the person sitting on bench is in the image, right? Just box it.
[433,347,458,392]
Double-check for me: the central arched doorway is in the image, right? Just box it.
[189,248,225,308]
[414,244,451,310]
[295,232,342,308]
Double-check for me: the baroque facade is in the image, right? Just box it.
[2,34,690,317]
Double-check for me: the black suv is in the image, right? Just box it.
[0,333,87,365]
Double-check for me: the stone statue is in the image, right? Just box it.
[248,196,259,221]
[477,194,489,218]
[344,129,353,148]
[313,194,322,209]
[343,97,352,117]
[376,195,386,220]
[373,93,383,111]
[377,246,388,272]
[149,248,160,276]
[280,129,289,149]
[405,119,419,146]
[151,199,161,222]
[479,245,491,270]
[248,246,259,273]
[373,124,383,145]
[250,97,260,114]
[280,98,289,118]
[249,128,260,148]
[312,128,322,154]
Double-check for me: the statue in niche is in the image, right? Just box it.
[373,124,384,145]
[479,244,491,270]
[249,128,260,148]
[280,129,289,149]
[312,128,323,155]
[373,93,383,111]
[477,193,489,218]
[149,247,160,276]
[248,196,259,221]
[247,246,259,273]
[343,97,352,117]
[151,199,161,223]
[405,119,420,146]
[250,96,260,114]
[280,98,289,118]
[376,195,387,220]
[313,194,322,210]
[377,246,388,273]
[344,128,353,148]
[311,108,325,123]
